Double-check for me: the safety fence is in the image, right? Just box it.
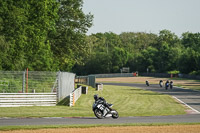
[0,71,58,93]
[94,73,134,78]
[0,93,57,107]
[0,71,76,107]
[75,75,96,88]
[75,76,88,85]
[57,72,75,102]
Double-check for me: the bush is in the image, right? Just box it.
[189,70,200,75]
[168,70,180,74]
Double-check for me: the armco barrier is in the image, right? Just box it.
[94,73,134,78]
[140,73,170,77]
[96,83,103,91]
[70,86,82,107]
[140,73,200,80]
[0,93,57,107]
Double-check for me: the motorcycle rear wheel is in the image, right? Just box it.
[94,109,103,119]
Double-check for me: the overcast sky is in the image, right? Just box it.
[82,0,200,37]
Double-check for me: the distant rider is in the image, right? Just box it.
[159,80,163,87]
[170,81,173,89]
[165,80,169,90]
[146,80,150,86]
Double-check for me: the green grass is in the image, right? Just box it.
[0,85,186,118]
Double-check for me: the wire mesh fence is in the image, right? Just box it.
[0,71,58,93]
[0,71,24,93]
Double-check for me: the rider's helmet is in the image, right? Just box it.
[94,94,98,100]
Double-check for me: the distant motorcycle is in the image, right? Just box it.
[159,80,163,87]
[146,80,150,86]
[92,101,119,119]
[170,81,173,89]
[165,81,169,90]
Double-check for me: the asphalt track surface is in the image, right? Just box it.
[0,83,200,126]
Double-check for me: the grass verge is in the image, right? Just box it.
[0,85,186,117]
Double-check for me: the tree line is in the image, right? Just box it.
[74,30,200,75]
[0,0,200,76]
[0,0,93,71]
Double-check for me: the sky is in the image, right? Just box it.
[82,0,200,37]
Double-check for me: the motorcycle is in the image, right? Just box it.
[165,82,169,90]
[170,82,173,89]
[92,101,119,119]
[146,80,150,86]
[159,80,163,87]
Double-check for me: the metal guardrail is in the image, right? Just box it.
[0,93,57,107]
[70,86,82,107]
[94,73,134,78]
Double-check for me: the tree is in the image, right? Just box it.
[0,0,59,71]
[0,0,28,70]
[181,32,200,51]
[111,47,128,73]
[104,32,122,51]
[25,0,59,71]
[0,36,11,70]
[50,0,93,71]
[120,32,158,53]
[178,48,200,74]
[135,46,158,72]
[152,30,181,72]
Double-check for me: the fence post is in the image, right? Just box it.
[26,68,28,93]
[57,71,61,102]
[22,71,25,93]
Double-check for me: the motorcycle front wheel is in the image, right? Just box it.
[111,109,119,119]
[94,109,103,119]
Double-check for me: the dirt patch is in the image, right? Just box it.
[1,125,200,133]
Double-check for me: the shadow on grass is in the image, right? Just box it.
[57,96,70,106]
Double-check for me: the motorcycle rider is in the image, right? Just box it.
[159,80,163,87]
[146,80,150,86]
[165,80,169,90]
[94,94,112,113]
[170,80,173,89]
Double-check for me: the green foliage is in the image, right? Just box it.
[73,30,200,75]
[189,70,200,75]
[50,0,93,71]
[0,36,11,70]
[0,0,93,72]
[182,32,200,50]
[178,48,200,74]
[133,46,158,72]
[111,47,128,72]
[168,70,180,74]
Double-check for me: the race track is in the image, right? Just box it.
[0,83,200,126]
[104,83,200,113]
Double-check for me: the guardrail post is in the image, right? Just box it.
[57,71,61,102]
